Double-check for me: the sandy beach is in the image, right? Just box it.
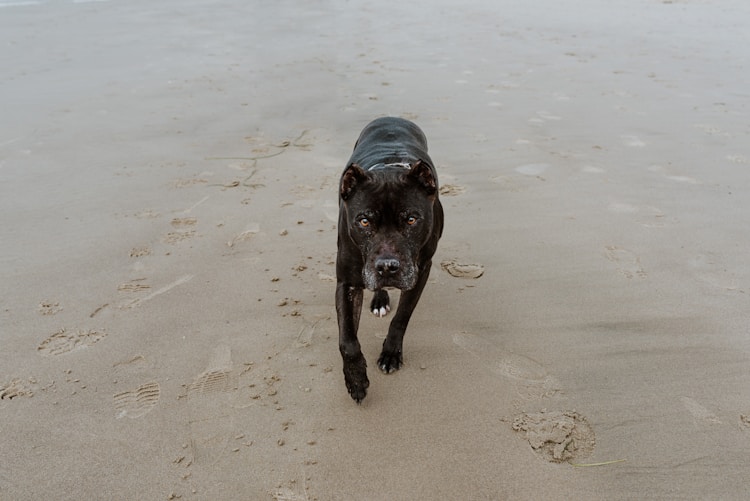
[2,0,750,499]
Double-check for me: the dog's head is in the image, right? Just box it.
[339,160,439,291]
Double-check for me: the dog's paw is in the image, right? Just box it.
[377,349,403,374]
[370,289,391,317]
[342,353,369,403]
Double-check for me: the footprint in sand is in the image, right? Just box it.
[117,279,151,293]
[693,123,730,138]
[680,396,722,426]
[0,378,35,400]
[689,253,742,293]
[441,260,484,279]
[186,345,237,465]
[452,332,561,405]
[321,199,338,222]
[536,111,562,121]
[529,111,561,124]
[439,184,466,196]
[120,275,194,309]
[272,487,308,501]
[114,382,161,419]
[227,223,260,248]
[581,165,605,174]
[452,332,549,384]
[604,246,647,279]
[512,410,596,463]
[726,154,748,164]
[648,164,702,186]
[489,174,527,192]
[665,175,701,185]
[515,163,550,177]
[621,135,646,147]
[37,328,107,357]
[294,317,326,348]
[607,202,669,228]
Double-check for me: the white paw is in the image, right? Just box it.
[372,306,390,317]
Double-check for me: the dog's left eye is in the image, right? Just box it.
[359,217,370,228]
[406,216,417,225]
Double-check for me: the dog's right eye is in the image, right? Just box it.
[358,217,370,228]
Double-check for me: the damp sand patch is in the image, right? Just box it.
[512,410,595,463]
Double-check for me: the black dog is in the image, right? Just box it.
[336,117,444,403]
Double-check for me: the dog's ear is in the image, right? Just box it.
[407,160,437,196]
[340,163,368,200]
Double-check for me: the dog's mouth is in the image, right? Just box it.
[362,259,418,291]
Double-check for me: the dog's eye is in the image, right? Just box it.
[406,216,417,225]
[359,217,370,228]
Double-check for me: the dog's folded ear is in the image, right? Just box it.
[340,163,368,200]
[408,160,437,196]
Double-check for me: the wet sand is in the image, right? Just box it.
[2,0,750,499]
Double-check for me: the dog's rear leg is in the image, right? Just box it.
[377,262,432,373]
[336,282,369,402]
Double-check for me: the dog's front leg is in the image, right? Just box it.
[377,261,432,373]
[336,282,369,403]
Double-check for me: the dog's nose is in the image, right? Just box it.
[375,258,400,276]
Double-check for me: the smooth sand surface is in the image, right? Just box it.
[2,0,750,499]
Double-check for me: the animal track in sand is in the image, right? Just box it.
[512,410,595,463]
[38,301,63,315]
[170,217,197,227]
[114,382,161,419]
[129,246,151,257]
[441,260,484,279]
[163,230,195,244]
[38,328,107,357]
[604,246,647,279]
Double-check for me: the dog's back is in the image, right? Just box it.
[349,117,433,173]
